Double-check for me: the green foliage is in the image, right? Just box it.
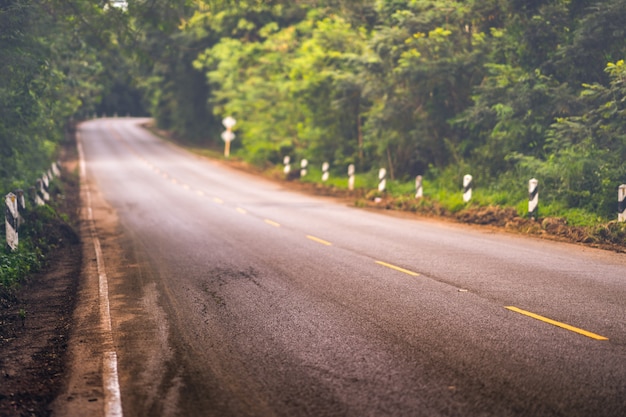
[0,0,126,191]
[5,0,625,234]
[0,248,42,289]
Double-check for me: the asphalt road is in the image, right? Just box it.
[77,118,626,417]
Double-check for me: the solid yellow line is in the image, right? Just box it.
[264,219,280,227]
[505,306,608,341]
[306,235,332,246]
[236,207,247,214]
[375,261,419,276]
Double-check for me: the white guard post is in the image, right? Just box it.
[529,178,539,219]
[283,156,291,175]
[378,168,386,192]
[300,159,308,178]
[618,184,626,222]
[463,174,472,203]
[5,193,19,251]
[348,164,355,191]
[415,175,423,199]
[322,162,329,182]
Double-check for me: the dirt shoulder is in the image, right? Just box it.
[0,140,82,416]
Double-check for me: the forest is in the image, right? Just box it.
[2,0,626,222]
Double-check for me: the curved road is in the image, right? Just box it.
[72,118,625,416]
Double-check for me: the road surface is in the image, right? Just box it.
[60,118,626,417]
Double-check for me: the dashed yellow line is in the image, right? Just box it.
[264,219,280,227]
[505,306,608,341]
[375,261,419,277]
[236,207,247,214]
[213,197,224,204]
[306,235,332,246]
[196,190,205,196]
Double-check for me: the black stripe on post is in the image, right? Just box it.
[529,185,538,201]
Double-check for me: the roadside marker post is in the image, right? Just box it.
[5,193,19,251]
[322,162,329,182]
[617,184,626,222]
[300,159,308,178]
[283,156,291,175]
[378,168,387,193]
[529,178,539,220]
[15,189,25,227]
[37,178,50,202]
[348,164,355,191]
[463,174,472,203]
[415,175,423,199]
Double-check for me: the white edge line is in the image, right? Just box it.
[77,133,124,417]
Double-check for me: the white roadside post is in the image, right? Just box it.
[37,178,50,202]
[15,189,25,227]
[378,168,387,193]
[529,178,539,219]
[52,161,61,177]
[348,164,355,191]
[221,116,237,157]
[5,193,19,251]
[31,184,45,206]
[283,156,291,175]
[415,175,423,199]
[300,159,308,178]
[618,184,626,222]
[463,174,473,203]
[322,162,330,182]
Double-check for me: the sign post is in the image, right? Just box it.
[221,116,237,157]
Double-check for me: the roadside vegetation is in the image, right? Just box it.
[141,1,626,231]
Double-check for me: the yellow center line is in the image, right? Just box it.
[306,235,332,246]
[505,306,608,341]
[375,261,420,277]
[264,219,280,227]
[236,207,247,214]
[213,197,224,204]
[182,184,190,190]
